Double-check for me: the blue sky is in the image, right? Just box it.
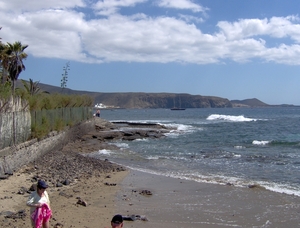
[1,0,300,105]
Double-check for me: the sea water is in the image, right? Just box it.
[90,107,300,197]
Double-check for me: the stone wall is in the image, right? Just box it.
[0,119,95,176]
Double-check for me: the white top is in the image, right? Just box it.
[27,190,50,214]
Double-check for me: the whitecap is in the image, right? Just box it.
[252,140,269,145]
[135,138,149,142]
[164,131,181,138]
[207,114,257,122]
[234,145,245,149]
[164,123,197,133]
[97,149,112,155]
[146,155,160,160]
[110,142,129,148]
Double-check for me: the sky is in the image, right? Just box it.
[1,0,300,105]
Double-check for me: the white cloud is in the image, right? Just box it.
[0,9,92,62]
[93,0,147,16]
[156,0,206,13]
[178,14,204,23]
[0,0,85,12]
[263,44,300,65]
[81,14,220,63]
[1,1,300,65]
[217,16,300,43]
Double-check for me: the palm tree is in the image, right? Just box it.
[0,44,4,83]
[0,43,10,85]
[20,78,48,96]
[0,27,6,84]
[5,41,28,93]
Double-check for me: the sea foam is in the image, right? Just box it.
[207,114,257,122]
[97,149,112,155]
[252,140,270,145]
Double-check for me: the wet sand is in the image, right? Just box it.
[1,166,300,228]
[116,170,300,228]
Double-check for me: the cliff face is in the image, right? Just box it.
[28,81,276,109]
[93,93,232,109]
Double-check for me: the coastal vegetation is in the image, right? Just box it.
[2,78,93,140]
[0,29,93,141]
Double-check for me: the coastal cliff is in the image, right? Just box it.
[92,93,232,109]
[19,80,278,109]
[33,82,233,108]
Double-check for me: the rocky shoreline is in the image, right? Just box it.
[62,118,170,154]
[0,117,171,228]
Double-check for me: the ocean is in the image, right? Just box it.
[91,107,300,197]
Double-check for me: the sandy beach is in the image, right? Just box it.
[1,117,300,228]
[2,166,300,228]
[0,164,128,228]
[117,170,300,228]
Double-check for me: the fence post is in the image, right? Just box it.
[12,111,16,146]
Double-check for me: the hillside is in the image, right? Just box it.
[230,98,269,107]
[24,82,231,109]
[16,80,274,109]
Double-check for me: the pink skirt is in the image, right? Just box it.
[31,203,52,228]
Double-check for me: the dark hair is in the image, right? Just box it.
[111,214,123,224]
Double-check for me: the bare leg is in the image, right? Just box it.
[43,220,50,228]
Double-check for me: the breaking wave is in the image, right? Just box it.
[207,114,258,122]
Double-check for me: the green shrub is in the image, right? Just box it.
[54,118,64,131]
[1,84,94,139]
[31,116,50,139]
[0,82,12,99]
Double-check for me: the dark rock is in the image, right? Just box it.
[5,171,13,176]
[54,222,64,228]
[56,183,63,188]
[104,182,116,186]
[76,198,87,207]
[139,190,152,196]
[122,214,148,222]
[0,175,8,180]
[4,210,26,219]
[17,187,28,195]
[248,184,258,188]
[29,184,36,191]
[62,179,70,185]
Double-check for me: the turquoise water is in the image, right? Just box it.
[92,107,300,196]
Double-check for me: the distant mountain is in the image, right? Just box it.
[230,98,269,107]
[17,80,290,109]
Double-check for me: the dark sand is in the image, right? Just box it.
[116,170,300,228]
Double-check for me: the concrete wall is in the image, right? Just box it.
[0,97,31,149]
[0,119,95,176]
